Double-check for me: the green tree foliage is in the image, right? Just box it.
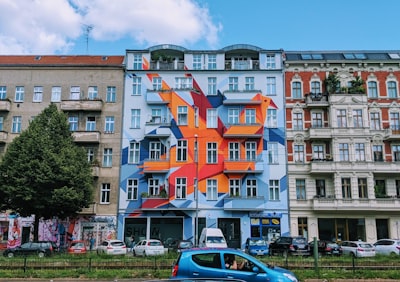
[0,104,93,240]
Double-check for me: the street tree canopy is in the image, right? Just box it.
[0,104,94,240]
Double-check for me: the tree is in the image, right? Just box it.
[0,104,94,241]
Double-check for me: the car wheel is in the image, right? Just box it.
[7,252,14,258]
[38,252,45,258]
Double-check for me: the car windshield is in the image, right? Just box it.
[111,241,124,247]
[207,236,226,243]
[250,239,267,246]
[293,237,306,244]
[179,241,192,248]
[72,242,84,248]
[359,243,373,248]
[149,241,162,246]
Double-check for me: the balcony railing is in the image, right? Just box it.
[60,99,103,111]
[223,123,263,138]
[72,131,101,143]
[80,202,97,215]
[223,196,265,210]
[224,159,264,174]
[0,99,11,111]
[222,91,263,104]
[313,197,400,211]
[0,131,7,143]
[143,158,170,173]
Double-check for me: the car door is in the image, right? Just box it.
[223,252,269,282]
[136,240,145,255]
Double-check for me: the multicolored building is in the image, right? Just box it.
[118,44,289,248]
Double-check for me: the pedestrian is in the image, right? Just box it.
[89,235,95,251]
[130,235,135,252]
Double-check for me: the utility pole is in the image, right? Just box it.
[83,24,93,54]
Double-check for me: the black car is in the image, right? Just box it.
[176,240,194,252]
[269,236,310,256]
[3,241,54,258]
[309,240,342,256]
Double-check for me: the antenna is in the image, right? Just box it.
[83,24,94,54]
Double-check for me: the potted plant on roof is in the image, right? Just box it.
[348,76,365,94]
[324,73,340,94]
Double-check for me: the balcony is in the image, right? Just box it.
[225,60,260,70]
[223,196,265,211]
[60,99,103,111]
[149,60,185,70]
[144,126,171,138]
[384,127,400,140]
[143,158,170,173]
[312,197,400,211]
[0,99,11,111]
[146,91,172,104]
[141,196,169,209]
[308,127,332,139]
[223,123,263,138]
[305,93,329,107]
[0,131,7,143]
[224,159,264,174]
[223,91,263,104]
[91,165,99,177]
[80,202,97,215]
[72,131,101,143]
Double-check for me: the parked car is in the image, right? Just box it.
[96,239,127,255]
[373,239,400,256]
[269,236,310,256]
[340,240,375,258]
[133,239,165,256]
[309,240,342,256]
[3,241,54,258]
[176,240,194,252]
[171,248,298,282]
[244,237,269,256]
[67,240,87,254]
[164,237,180,252]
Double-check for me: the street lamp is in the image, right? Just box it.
[194,134,199,246]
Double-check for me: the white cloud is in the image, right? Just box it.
[0,0,222,54]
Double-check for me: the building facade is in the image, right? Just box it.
[285,51,400,243]
[0,55,125,249]
[118,44,289,248]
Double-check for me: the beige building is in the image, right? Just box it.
[0,55,125,247]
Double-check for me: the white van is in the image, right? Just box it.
[198,228,228,248]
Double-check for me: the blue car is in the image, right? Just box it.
[245,237,269,256]
[171,248,298,282]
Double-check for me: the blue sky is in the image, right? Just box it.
[0,0,399,55]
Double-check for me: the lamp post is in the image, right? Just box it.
[194,134,199,246]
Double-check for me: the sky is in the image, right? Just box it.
[1,0,400,55]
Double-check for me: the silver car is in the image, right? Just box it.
[340,240,375,258]
[373,239,400,256]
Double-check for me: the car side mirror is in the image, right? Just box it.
[252,266,260,273]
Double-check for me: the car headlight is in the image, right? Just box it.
[283,273,298,282]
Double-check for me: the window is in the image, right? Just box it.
[131,109,141,128]
[228,108,239,124]
[358,178,368,199]
[207,142,217,164]
[133,54,142,70]
[51,86,61,102]
[375,179,386,197]
[86,116,96,131]
[269,179,279,200]
[393,145,400,161]
[390,112,400,131]
[207,54,217,70]
[127,179,138,200]
[246,179,257,197]
[312,144,324,160]
[292,81,302,98]
[229,179,240,197]
[152,77,162,90]
[106,86,116,102]
[266,54,276,69]
[68,116,78,131]
[245,77,255,91]
[266,77,276,95]
[294,144,304,162]
[148,178,160,196]
[268,142,278,164]
[176,177,187,199]
[100,183,111,204]
[267,109,277,128]
[132,77,142,95]
[245,108,256,124]
[355,143,365,161]
[207,109,218,128]
[0,116,3,131]
[175,77,192,89]
[387,81,398,98]
[373,145,383,161]
[296,179,306,200]
[149,141,161,160]
[0,86,6,99]
[370,112,381,130]
[177,140,187,161]
[12,116,21,133]
[207,179,218,200]
[337,109,347,128]
[228,77,238,91]
[86,147,95,163]
[177,106,188,125]
[193,54,202,70]
[339,143,349,161]
[245,142,257,161]
[15,86,24,102]
[316,179,326,197]
[33,86,43,102]
[70,86,80,100]
[149,108,161,123]
[207,77,217,95]
[311,81,321,93]
[397,180,400,197]
[129,142,140,163]
[88,86,98,100]
[353,109,363,128]
[311,112,323,128]
[341,178,352,199]
[293,112,303,130]
[103,148,112,167]
[368,81,378,98]
[104,116,114,133]
[229,142,240,160]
